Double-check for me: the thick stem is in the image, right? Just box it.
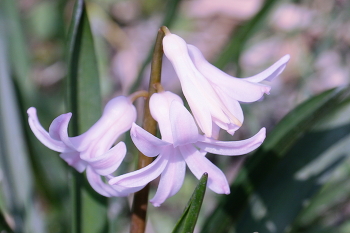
[129,27,165,233]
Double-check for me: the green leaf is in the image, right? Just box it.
[172,173,208,233]
[201,86,350,233]
[66,1,106,233]
[0,11,45,233]
[2,0,34,98]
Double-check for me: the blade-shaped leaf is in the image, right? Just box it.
[66,1,106,233]
[0,11,45,233]
[201,86,350,233]
[172,173,208,233]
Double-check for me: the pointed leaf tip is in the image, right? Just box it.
[172,173,208,233]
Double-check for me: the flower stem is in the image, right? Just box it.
[130,27,165,233]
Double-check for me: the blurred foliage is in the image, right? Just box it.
[0,0,350,232]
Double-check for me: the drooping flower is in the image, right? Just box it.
[109,91,266,206]
[27,96,137,197]
[162,30,290,137]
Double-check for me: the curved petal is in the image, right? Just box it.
[195,128,266,155]
[150,91,183,143]
[86,167,140,197]
[130,123,171,157]
[180,145,230,194]
[188,44,272,103]
[49,112,75,149]
[183,84,214,137]
[27,107,68,152]
[109,147,170,188]
[82,142,126,176]
[60,151,87,172]
[213,87,244,124]
[71,96,137,151]
[86,166,123,197]
[169,101,199,147]
[243,54,290,82]
[150,149,186,207]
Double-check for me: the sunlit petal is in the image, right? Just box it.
[109,148,170,187]
[150,91,183,142]
[150,149,186,207]
[188,44,272,103]
[243,54,291,82]
[196,128,266,155]
[27,107,68,152]
[169,101,199,147]
[180,145,230,194]
[130,123,171,157]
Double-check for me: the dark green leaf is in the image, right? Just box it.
[66,1,106,233]
[172,173,208,233]
[201,86,350,233]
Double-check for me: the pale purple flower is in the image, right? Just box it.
[162,32,290,137]
[109,91,266,206]
[27,96,137,197]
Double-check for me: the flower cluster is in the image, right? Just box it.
[28,31,289,206]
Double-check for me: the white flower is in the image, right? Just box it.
[109,91,265,206]
[27,96,137,197]
[163,32,290,137]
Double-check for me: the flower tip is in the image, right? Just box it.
[27,107,36,115]
[224,185,230,195]
[282,54,291,62]
[150,200,161,207]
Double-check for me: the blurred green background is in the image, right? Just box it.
[0,0,350,232]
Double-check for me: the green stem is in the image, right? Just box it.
[129,27,166,233]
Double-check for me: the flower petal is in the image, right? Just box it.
[60,151,87,172]
[109,147,170,188]
[86,166,122,197]
[243,54,290,82]
[150,148,186,207]
[183,84,214,137]
[71,96,137,151]
[195,128,266,155]
[180,145,230,194]
[86,167,139,197]
[27,107,68,152]
[49,112,75,149]
[82,142,126,176]
[169,101,199,147]
[188,44,275,103]
[130,123,171,157]
[150,91,183,143]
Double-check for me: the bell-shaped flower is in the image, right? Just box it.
[162,31,290,137]
[109,91,266,206]
[27,96,137,197]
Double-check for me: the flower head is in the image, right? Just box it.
[109,91,266,206]
[163,32,289,137]
[27,96,136,197]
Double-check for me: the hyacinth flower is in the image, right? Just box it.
[27,94,141,197]
[162,28,290,137]
[109,91,266,206]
